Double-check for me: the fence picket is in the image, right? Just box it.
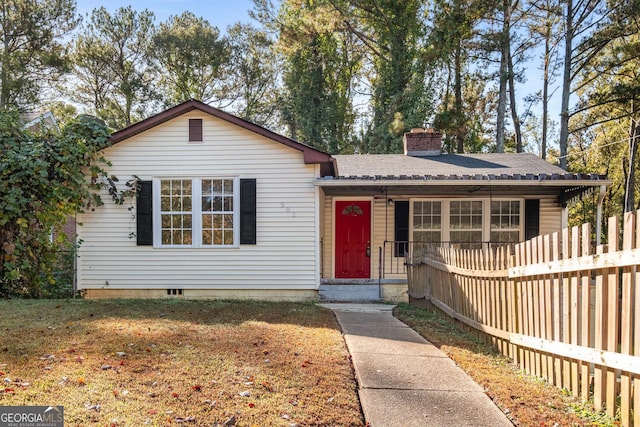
[551,232,562,388]
[606,216,620,418]
[580,223,591,401]
[635,211,640,427]
[562,227,571,390]
[620,212,634,426]
[593,243,607,411]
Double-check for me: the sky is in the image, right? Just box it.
[75,0,258,31]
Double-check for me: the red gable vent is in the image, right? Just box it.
[189,118,203,142]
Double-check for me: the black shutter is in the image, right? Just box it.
[240,179,257,244]
[189,118,203,141]
[524,199,540,240]
[394,201,409,257]
[137,181,153,245]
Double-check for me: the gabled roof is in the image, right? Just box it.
[108,99,337,177]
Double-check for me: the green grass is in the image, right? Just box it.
[0,299,363,426]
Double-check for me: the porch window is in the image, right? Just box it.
[490,200,521,244]
[412,201,442,245]
[408,199,522,249]
[449,200,483,248]
[155,177,239,247]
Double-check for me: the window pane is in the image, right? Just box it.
[213,197,222,211]
[161,197,170,211]
[224,214,233,228]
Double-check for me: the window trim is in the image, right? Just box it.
[152,177,240,248]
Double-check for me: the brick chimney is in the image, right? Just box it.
[403,128,442,156]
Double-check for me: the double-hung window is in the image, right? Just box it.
[154,177,239,247]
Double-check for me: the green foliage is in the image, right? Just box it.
[0,0,78,109]
[72,6,156,129]
[354,0,434,153]
[0,110,124,297]
[151,12,230,106]
[262,0,360,153]
[224,24,284,130]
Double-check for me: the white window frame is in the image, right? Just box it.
[152,177,240,248]
[410,198,523,245]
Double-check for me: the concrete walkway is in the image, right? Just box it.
[320,303,513,427]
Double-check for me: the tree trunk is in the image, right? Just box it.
[454,44,464,153]
[507,39,523,152]
[558,0,573,170]
[625,118,640,212]
[496,0,510,153]
[541,22,551,160]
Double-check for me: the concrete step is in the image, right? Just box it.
[319,283,382,302]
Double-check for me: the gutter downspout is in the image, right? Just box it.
[596,185,606,246]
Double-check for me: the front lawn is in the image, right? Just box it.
[0,299,363,426]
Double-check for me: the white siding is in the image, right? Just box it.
[77,112,320,292]
[538,196,563,236]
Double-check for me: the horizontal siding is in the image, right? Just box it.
[77,112,319,292]
[538,196,562,236]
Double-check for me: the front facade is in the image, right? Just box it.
[76,103,609,301]
[76,100,335,300]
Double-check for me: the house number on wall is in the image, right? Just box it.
[281,202,296,217]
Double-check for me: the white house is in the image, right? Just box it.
[76,100,610,301]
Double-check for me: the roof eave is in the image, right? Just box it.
[314,178,612,188]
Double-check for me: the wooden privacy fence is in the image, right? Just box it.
[407,211,640,426]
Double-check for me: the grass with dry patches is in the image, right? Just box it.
[394,303,619,427]
[0,299,364,426]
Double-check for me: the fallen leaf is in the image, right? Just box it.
[191,384,202,392]
[77,377,86,386]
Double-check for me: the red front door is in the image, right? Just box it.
[335,200,371,278]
